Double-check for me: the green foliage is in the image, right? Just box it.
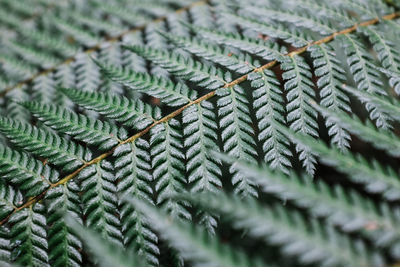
[0,0,400,266]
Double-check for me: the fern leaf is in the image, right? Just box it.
[161,32,256,74]
[94,1,148,26]
[151,120,190,219]
[339,34,385,95]
[188,23,287,62]
[279,125,400,201]
[22,101,125,151]
[74,53,101,93]
[248,70,292,173]
[67,217,143,267]
[98,45,125,95]
[9,203,49,267]
[0,117,91,172]
[97,61,196,107]
[217,85,258,197]
[183,102,221,233]
[46,181,83,267]
[224,13,310,48]
[0,145,56,197]
[114,138,160,266]
[0,181,22,222]
[19,28,78,58]
[125,45,227,90]
[5,40,60,69]
[339,34,392,129]
[341,84,400,122]
[129,198,262,267]
[52,17,101,47]
[361,26,400,73]
[315,104,400,157]
[328,0,384,19]
[309,44,351,151]
[243,6,335,36]
[216,153,400,255]
[0,226,11,265]
[183,102,222,193]
[378,67,400,95]
[0,54,35,80]
[31,74,56,103]
[53,65,76,109]
[286,0,355,28]
[69,11,127,37]
[183,193,376,266]
[78,160,123,246]
[281,55,318,175]
[60,88,160,129]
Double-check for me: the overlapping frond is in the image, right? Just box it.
[182,192,378,266]
[60,88,161,129]
[215,153,400,258]
[129,198,262,267]
[125,45,227,90]
[0,117,91,172]
[279,125,400,201]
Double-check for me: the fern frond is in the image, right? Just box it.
[93,1,148,26]
[0,226,11,265]
[315,104,400,157]
[183,101,221,233]
[309,44,351,151]
[183,193,376,266]
[248,70,292,173]
[22,101,125,151]
[339,34,392,128]
[125,45,227,90]
[114,138,160,266]
[282,55,318,175]
[216,153,400,256]
[5,40,60,69]
[31,74,56,103]
[74,53,102,92]
[46,181,82,267]
[52,17,101,47]
[224,13,310,48]
[242,5,335,36]
[279,125,400,201]
[0,181,22,222]
[67,217,143,267]
[9,203,49,266]
[183,102,221,194]
[286,0,355,28]
[60,88,161,129]
[97,61,196,106]
[151,120,190,219]
[1,1,400,266]
[329,0,387,19]
[69,11,127,37]
[129,198,262,267]
[0,145,56,197]
[217,85,258,197]
[78,160,123,246]
[0,54,35,80]
[341,84,400,122]
[378,67,400,95]
[19,28,78,58]
[0,117,91,172]
[187,23,287,62]
[160,32,256,74]
[360,26,400,73]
